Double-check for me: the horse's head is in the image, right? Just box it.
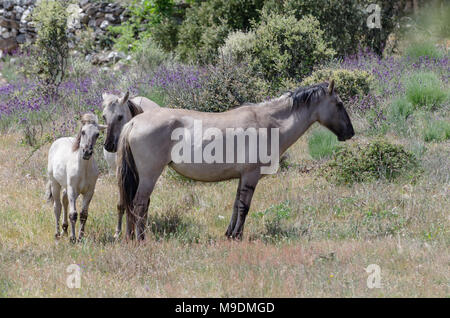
[315,80,355,141]
[101,91,132,152]
[75,113,106,160]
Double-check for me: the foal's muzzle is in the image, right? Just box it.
[82,149,93,160]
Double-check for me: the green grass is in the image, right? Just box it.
[308,127,339,160]
[404,41,444,61]
[423,119,450,142]
[405,72,448,110]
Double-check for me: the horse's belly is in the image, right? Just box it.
[169,162,241,182]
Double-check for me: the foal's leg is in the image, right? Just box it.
[78,189,94,241]
[67,187,79,243]
[231,170,260,240]
[225,179,242,238]
[51,182,62,239]
[62,189,69,236]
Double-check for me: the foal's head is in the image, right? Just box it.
[293,81,354,141]
[102,91,142,152]
[73,113,106,160]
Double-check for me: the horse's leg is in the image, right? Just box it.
[133,176,159,241]
[62,189,69,236]
[67,187,79,243]
[125,208,136,241]
[114,200,125,240]
[225,179,242,238]
[231,170,260,240]
[78,189,94,241]
[51,182,62,239]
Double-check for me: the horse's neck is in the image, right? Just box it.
[265,99,316,155]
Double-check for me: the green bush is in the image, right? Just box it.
[263,0,406,56]
[249,13,335,86]
[323,139,419,184]
[132,40,170,72]
[405,41,444,61]
[301,68,373,103]
[218,30,256,63]
[109,0,180,53]
[176,0,266,63]
[405,72,448,110]
[387,97,414,122]
[308,127,339,160]
[28,0,69,87]
[423,120,450,142]
[167,57,270,113]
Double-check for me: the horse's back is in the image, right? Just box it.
[130,96,161,112]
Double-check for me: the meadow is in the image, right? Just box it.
[0,0,449,298]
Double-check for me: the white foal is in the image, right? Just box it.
[46,113,106,242]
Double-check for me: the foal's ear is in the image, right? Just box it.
[120,91,130,105]
[102,92,108,100]
[98,124,107,131]
[328,79,335,95]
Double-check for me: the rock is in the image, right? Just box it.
[16,33,26,44]
[80,13,89,25]
[20,8,31,24]
[79,0,90,7]
[3,1,14,11]
[0,17,19,29]
[14,6,25,16]
[0,37,18,53]
[67,3,82,30]
[99,20,109,30]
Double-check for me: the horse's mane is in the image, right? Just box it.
[72,113,99,152]
[127,99,144,117]
[289,82,329,109]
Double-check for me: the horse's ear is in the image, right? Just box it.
[328,79,335,95]
[102,92,108,100]
[120,91,130,105]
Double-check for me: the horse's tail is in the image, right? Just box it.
[117,122,138,217]
[45,180,53,203]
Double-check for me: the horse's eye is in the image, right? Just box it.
[118,115,123,121]
[95,133,99,138]
[81,131,85,135]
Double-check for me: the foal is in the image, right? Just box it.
[46,113,106,242]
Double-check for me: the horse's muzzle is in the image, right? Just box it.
[82,150,93,160]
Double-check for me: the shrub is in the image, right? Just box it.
[308,127,339,160]
[301,68,373,103]
[405,41,444,61]
[263,0,407,56]
[165,58,271,112]
[176,0,266,63]
[109,0,180,53]
[252,201,300,242]
[387,97,414,122]
[405,72,448,110]
[132,40,170,72]
[323,139,419,184]
[28,0,69,88]
[218,30,255,63]
[249,13,335,86]
[423,120,450,142]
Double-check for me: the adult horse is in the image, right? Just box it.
[101,92,161,237]
[117,81,355,241]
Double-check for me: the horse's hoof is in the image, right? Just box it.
[69,237,77,244]
[55,233,61,239]
[114,232,121,240]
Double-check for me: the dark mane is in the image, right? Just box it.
[290,82,329,108]
[128,99,144,117]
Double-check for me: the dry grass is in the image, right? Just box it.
[0,129,448,297]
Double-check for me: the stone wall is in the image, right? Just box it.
[0,0,128,54]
